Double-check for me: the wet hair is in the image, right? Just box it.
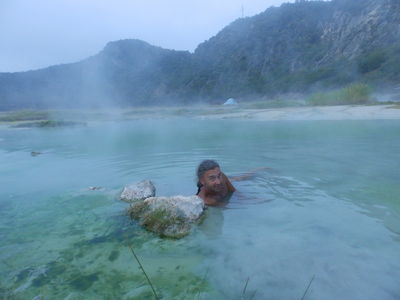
[196,160,220,195]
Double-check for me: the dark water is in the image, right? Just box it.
[0,119,399,299]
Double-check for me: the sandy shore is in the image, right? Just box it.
[195,104,400,121]
[0,105,399,128]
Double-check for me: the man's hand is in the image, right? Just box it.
[228,167,270,182]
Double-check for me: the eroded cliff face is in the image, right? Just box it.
[1,0,399,109]
[320,0,400,63]
[191,0,400,97]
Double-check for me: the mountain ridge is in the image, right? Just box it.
[1,0,399,110]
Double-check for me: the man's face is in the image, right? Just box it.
[200,167,225,194]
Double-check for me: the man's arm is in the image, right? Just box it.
[229,167,270,182]
[222,172,236,193]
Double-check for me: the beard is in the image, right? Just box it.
[209,183,227,195]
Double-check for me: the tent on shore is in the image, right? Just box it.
[223,98,238,105]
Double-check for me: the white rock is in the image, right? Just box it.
[143,195,204,221]
[120,180,155,202]
[128,195,205,238]
[122,286,152,299]
[64,293,84,300]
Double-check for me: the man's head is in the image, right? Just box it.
[196,160,224,194]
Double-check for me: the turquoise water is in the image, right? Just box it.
[0,119,399,299]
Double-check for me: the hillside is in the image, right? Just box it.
[1,0,399,110]
[191,0,400,97]
[0,40,193,109]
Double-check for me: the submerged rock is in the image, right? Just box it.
[128,195,205,238]
[31,151,42,157]
[120,180,156,202]
[64,292,84,300]
[12,120,87,128]
[88,186,102,191]
[123,286,153,300]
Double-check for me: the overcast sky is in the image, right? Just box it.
[0,0,292,72]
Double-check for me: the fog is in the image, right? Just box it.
[0,0,397,111]
[0,0,292,72]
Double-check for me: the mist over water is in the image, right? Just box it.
[0,119,399,299]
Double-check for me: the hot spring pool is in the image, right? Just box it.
[0,119,399,299]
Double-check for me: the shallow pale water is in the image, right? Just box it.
[0,119,399,299]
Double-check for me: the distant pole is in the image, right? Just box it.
[241,5,244,18]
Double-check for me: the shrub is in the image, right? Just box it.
[307,90,340,106]
[341,83,372,104]
[306,83,372,106]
